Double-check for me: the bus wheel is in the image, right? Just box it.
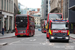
[46,37,49,39]
[29,33,32,37]
[49,39,52,42]
[49,35,52,42]
[17,35,20,37]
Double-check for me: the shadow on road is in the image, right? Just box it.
[50,40,72,43]
[16,36,33,38]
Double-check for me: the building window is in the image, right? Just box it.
[46,10,48,12]
[7,0,8,11]
[46,5,48,7]
[1,0,3,10]
[9,0,10,12]
[46,14,48,16]
[4,0,6,11]
[46,0,48,4]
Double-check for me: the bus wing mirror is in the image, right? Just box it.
[66,23,68,27]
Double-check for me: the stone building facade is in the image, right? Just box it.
[69,0,75,33]
[32,13,41,27]
[50,0,69,20]
[41,0,50,20]
[0,0,14,33]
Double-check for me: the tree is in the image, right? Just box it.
[35,22,36,24]
[18,11,21,14]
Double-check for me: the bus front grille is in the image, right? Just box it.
[53,33,67,36]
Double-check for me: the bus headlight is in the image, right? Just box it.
[51,36,54,39]
[65,37,69,39]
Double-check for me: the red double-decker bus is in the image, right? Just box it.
[47,20,69,42]
[41,20,47,33]
[15,14,35,37]
[46,13,63,39]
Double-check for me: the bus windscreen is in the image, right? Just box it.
[49,14,62,20]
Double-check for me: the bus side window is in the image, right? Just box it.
[31,17,34,22]
[29,17,33,22]
[47,22,49,29]
[29,16,31,21]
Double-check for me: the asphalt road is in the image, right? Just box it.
[0,29,75,50]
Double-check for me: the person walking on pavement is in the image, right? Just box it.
[2,27,4,35]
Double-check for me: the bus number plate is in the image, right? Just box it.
[20,35,23,36]
[57,37,62,38]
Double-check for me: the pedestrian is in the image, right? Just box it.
[2,27,4,35]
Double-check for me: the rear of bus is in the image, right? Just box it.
[44,20,47,33]
[15,15,29,36]
[41,20,47,33]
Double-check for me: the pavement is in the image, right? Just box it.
[0,32,15,46]
[70,34,75,39]
[0,32,15,39]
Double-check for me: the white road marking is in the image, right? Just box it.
[9,41,20,45]
[30,40,33,41]
[35,34,44,36]
[39,43,42,44]
[42,43,46,45]
[0,42,8,46]
[30,39,36,41]
[49,43,54,46]
[33,39,36,41]
[65,46,74,49]
[73,42,75,44]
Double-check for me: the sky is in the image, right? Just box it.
[18,0,41,8]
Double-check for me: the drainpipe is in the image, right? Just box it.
[61,0,63,13]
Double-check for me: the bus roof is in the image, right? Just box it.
[16,14,34,18]
[16,14,27,17]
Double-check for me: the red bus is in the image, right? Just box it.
[46,13,63,38]
[15,14,35,37]
[47,20,69,42]
[41,20,47,33]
